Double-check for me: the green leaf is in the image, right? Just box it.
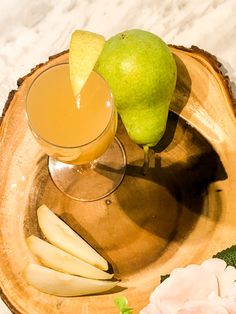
[114,296,128,311]
[213,245,236,267]
[114,296,133,314]
[122,308,133,314]
[160,273,170,283]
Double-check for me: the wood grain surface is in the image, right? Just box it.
[0,47,236,313]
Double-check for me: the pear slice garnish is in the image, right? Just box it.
[69,30,105,97]
[37,205,108,271]
[27,235,113,280]
[24,264,117,296]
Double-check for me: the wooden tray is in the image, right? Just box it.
[0,46,236,313]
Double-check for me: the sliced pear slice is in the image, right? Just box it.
[24,264,118,296]
[37,205,108,270]
[27,235,113,280]
[69,30,105,97]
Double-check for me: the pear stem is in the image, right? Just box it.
[142,145,150,175]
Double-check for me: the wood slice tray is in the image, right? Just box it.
[1,46,236,313]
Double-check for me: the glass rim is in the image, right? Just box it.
[25,62,115,149]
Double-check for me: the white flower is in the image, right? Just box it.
[140,258,236,314]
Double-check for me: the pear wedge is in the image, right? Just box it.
[37,205,108,270]
[69,30,105,97]
[24,264,118,296]
[27,236,113,280]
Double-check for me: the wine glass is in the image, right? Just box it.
[25,62,126,201]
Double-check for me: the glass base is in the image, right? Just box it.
[48,137,126,201]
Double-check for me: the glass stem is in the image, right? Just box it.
[75,161,96,174]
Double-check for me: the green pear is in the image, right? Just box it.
[95,29,177,148]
